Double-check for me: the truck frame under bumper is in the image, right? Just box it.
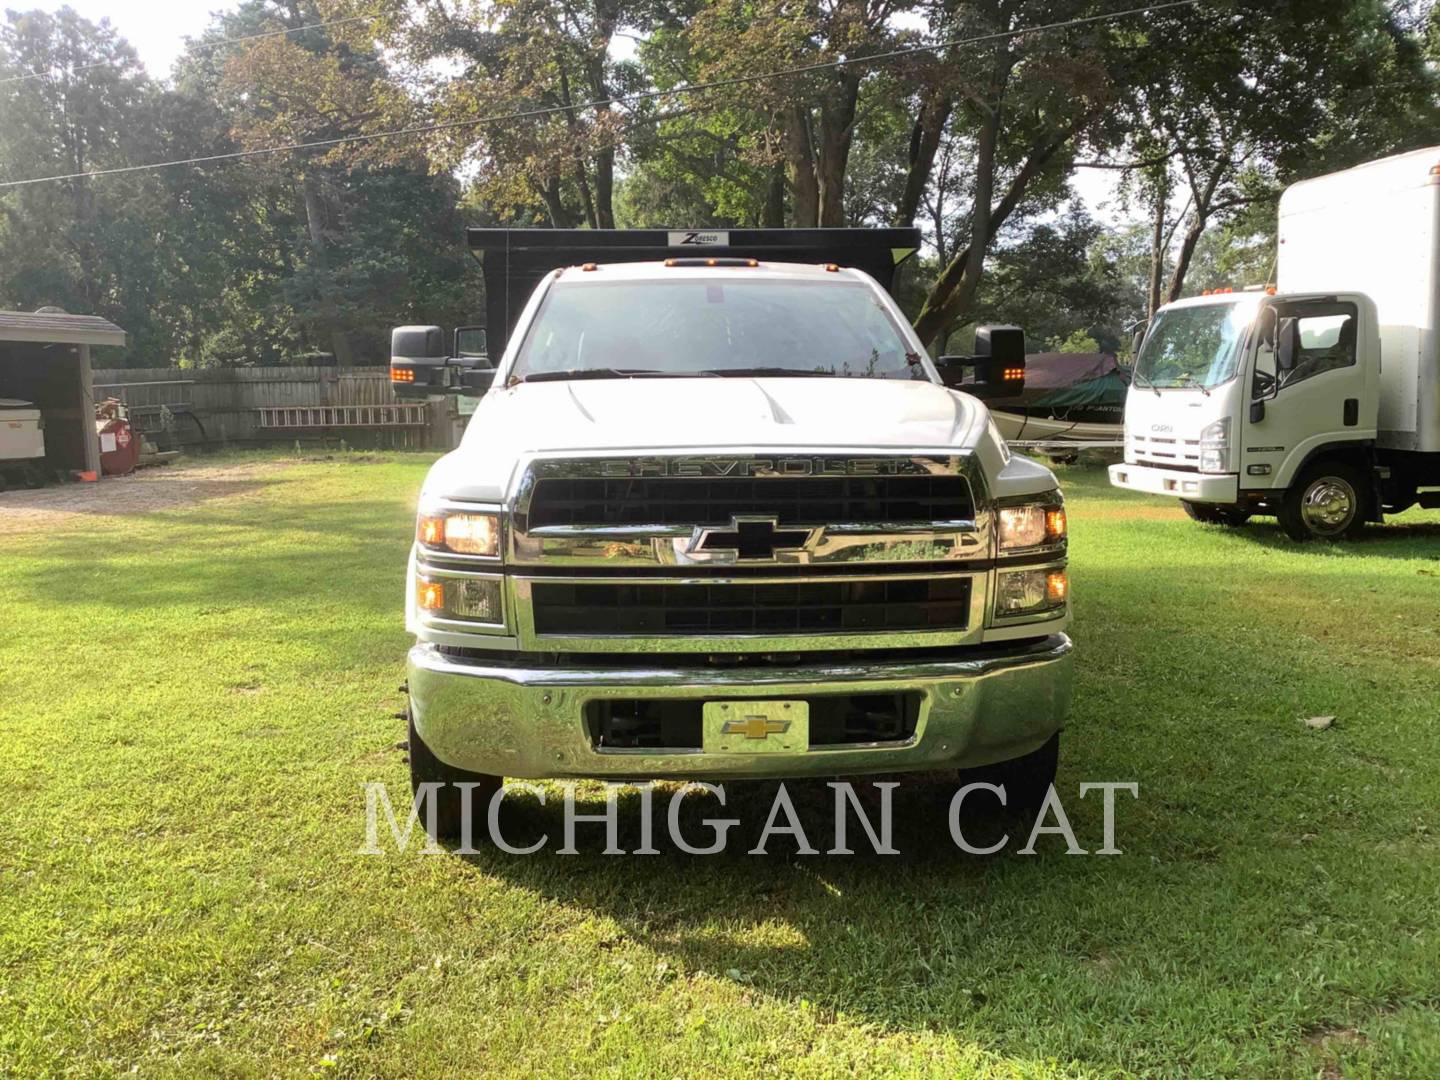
[407,635,1074,781]
[1108,462,1239,502]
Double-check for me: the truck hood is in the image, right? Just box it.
[423,377,1047,503]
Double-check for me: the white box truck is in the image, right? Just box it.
[1109,146,1440,539]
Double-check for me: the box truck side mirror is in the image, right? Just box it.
[1129,317,1149,359]
[1276,318,1298,372]
[1258,307,1278,351]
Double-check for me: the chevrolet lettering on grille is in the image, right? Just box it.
[595,456,928,478]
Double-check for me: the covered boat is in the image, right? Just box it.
[990,352,1128,444]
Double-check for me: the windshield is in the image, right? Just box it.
[511,278,926,381]
[1134,301,1256,389]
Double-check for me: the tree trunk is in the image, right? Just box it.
[573,158,599,229]
[912,122,1076,346]
[763,163,785,227]
[588,0,619,228]
[1164,163,1226,303]
[536,175,574,228]
[896,92,951,227]
[299,173,355,367]
[782,106,819,228]
[816,72,860,226]
[1147,187,1167,318]
[593,145,615,229]
[913,101,1000,345]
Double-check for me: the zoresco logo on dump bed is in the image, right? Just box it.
[668,230,730,246]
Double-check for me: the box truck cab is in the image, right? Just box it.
[1110,147,1440,539]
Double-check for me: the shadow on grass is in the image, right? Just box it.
[1239,517,1440,558]
[453,778,1100,1024]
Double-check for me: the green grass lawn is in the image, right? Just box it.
[2,452,1437,1078]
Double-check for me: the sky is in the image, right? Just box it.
[27,0,1128,223]
[31,0,233,76]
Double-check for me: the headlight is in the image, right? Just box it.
[415,575,504,624]
[997,501,1066,552]
[1199,418,1230,474]
[417,510,501,556]
[995,568,1068,617]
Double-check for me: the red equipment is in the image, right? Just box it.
[96,398,140,477]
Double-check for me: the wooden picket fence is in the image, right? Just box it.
[91,366,452,450]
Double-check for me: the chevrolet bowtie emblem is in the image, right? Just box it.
[722,716,792,740]
[691,516,819,560]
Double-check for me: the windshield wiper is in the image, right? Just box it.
[517,368,710,383]
[698,367,838,378]
[1131,367,1161,397]
[1174,372,1210,396]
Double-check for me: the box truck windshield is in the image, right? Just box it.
[1135,299,1257,390]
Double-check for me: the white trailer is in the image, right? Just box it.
[0,397,46,490]
[1109,147,1440,539]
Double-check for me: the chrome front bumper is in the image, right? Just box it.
[1108,462,1238,502]
[407,635,1074,781]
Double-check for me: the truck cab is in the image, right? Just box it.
[1112,147,1440,539]
[1111,288,1385,538]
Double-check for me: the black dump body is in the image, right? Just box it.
[468,227,921,358]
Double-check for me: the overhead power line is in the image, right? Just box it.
[0,13,379,87]
[0,0,1201,191]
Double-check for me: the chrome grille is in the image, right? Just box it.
[526,474,975,528]
[530,577,971,636]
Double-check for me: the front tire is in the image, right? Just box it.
[408,709,502,842]
[958,733,1060,811]
[1182,500,1252,526]
[1278,462,1368,541]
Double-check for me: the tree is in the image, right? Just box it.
[1113,0,1438,314]
[358,0,644,228]
[0,8,170,360]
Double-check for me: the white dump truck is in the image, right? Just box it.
[390,228,1074,839]
[1110,147,1440,539]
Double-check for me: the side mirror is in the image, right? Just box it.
[391,325,448,400]
[938,325,1027,399]
[1250,399,1265,423]
[1258,307,1278,351]
[1276,318,1298,372]
[455,325,488,362]
[1129,318,1149,359]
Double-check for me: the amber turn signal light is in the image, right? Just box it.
[416,579,445,612]
[1045,508,1067,542]
[417,514,446,546]
[1045,570,1068,606]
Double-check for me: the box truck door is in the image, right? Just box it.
[1244,299,1370,488]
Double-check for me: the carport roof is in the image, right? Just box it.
[0,310,126,347]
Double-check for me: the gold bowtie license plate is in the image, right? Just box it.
[702,700,809,753]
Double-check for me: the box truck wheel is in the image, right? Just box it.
[1182,501,1252,526]
[1278,461,1367,541]
[407,707,502,842]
